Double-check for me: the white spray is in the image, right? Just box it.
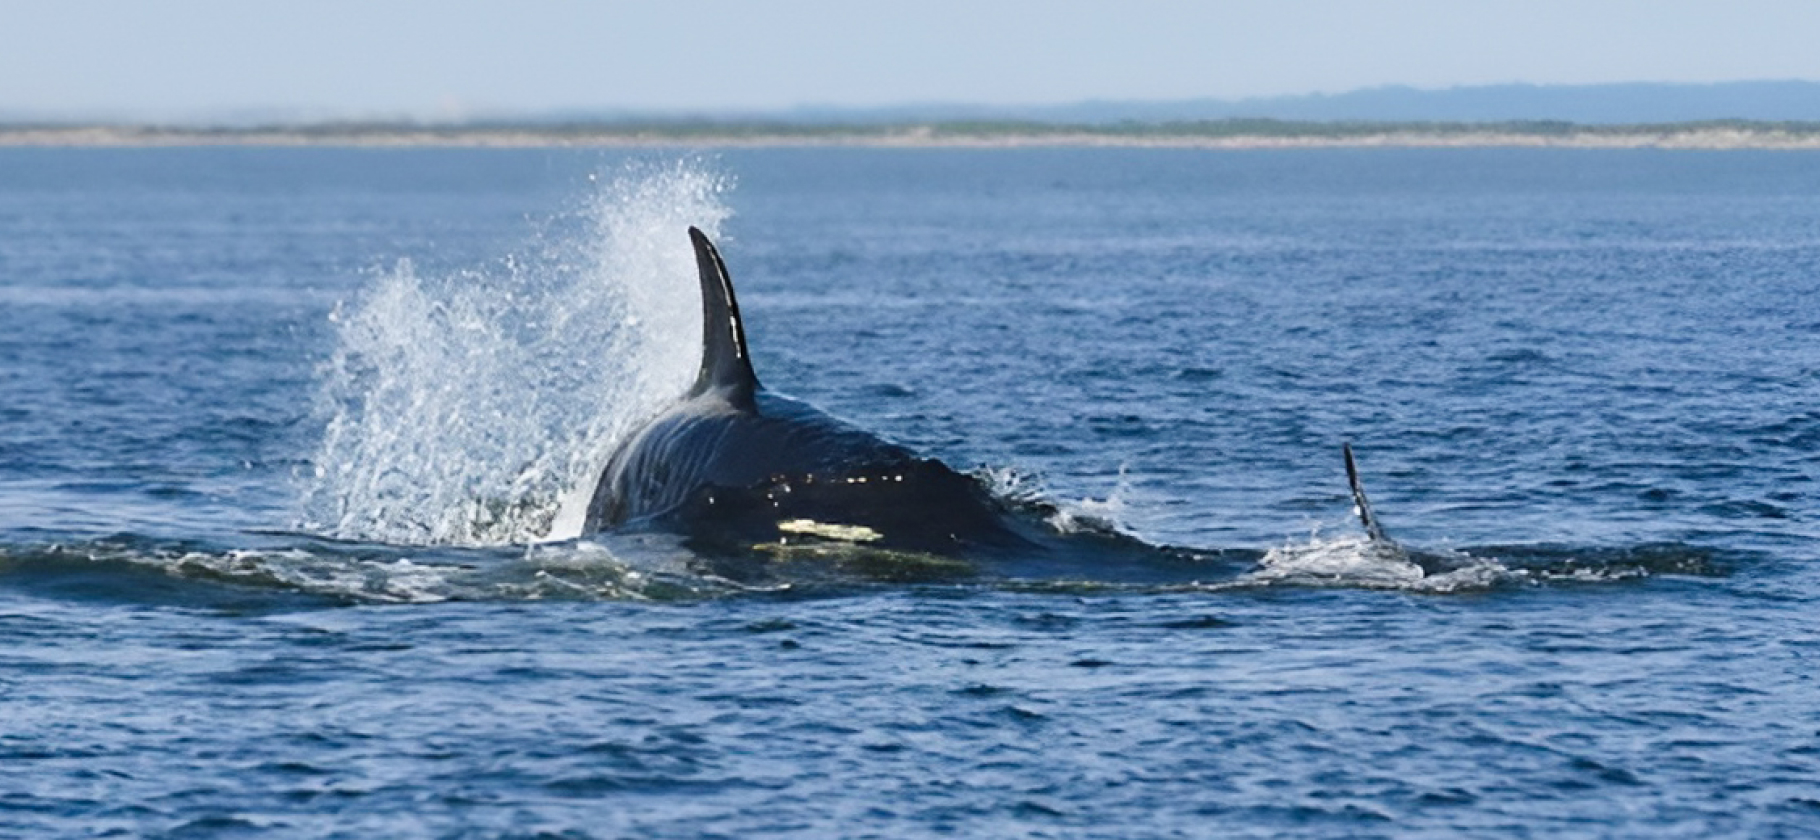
[299,161,729,546]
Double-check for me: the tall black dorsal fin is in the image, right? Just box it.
[686,227,760,410]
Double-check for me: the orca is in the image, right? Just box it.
[582,227,1395,580]
[583,227,1043,562]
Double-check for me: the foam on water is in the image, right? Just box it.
[1251,531,1428,587]
[1240,530,1516,593]
[298,162,729,546]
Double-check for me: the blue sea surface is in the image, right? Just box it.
[1,147,1816,837]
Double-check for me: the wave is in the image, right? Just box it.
[0,531,1735,608]
[1214,534,1729,594]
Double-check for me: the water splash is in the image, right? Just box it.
[1048,465,1140,536]
[299,161,730,546]
[974,464,1146,539]
[1251,531,1427,587]
[1234,522,1516,593]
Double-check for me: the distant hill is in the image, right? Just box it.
[9,81,1820,129]
[687,81,1820,127]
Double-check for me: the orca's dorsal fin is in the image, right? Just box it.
[686,227,760,410]
[1343,442,1389,544]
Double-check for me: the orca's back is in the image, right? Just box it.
[584,393,1026,556]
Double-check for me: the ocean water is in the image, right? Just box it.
[1,146,1816,837]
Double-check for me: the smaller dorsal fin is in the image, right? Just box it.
[687,227,760,410]
[1343,442,1389,544]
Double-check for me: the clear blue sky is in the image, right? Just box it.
[4,0,1818,119]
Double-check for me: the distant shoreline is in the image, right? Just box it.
[7,120,1820,149]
